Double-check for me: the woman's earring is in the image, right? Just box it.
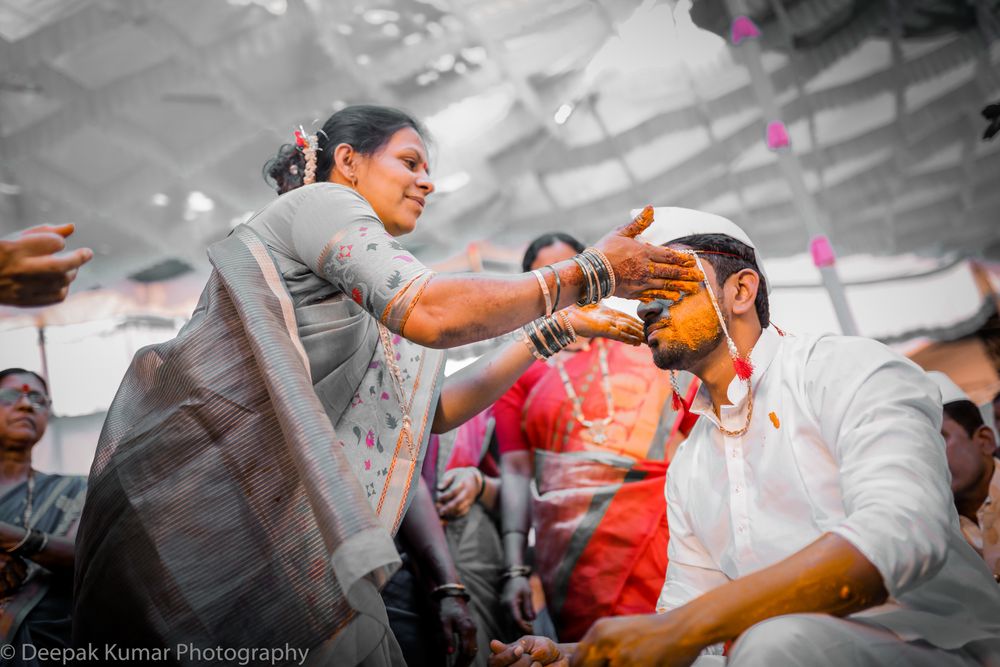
[349,173,358,189]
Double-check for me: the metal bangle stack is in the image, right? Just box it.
[520,313,577,360]
[430,582,471,602]
[572,248,616,306]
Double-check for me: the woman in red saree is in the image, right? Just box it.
[496,235,685,642]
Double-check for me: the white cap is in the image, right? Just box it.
[928,371,998,442]
[629,206,771,294]
[927,371,970,405]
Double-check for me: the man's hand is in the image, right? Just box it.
[0,553,28,596]
[571,613,701,667]
[0,224,93,306]
[488,636,567,667]
[436,467,483,519]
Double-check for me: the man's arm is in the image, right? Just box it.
[570,533,885,666]
[490,532,884,667]
[678,533,884,647]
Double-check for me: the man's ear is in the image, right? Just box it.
[974,425,997,457]
[728,269,760,318]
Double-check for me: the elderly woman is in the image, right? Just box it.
[0,368,87,666]
[73,105,702,665]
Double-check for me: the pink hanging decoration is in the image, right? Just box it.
[730,16,761,45]
[810,235,836,268]
[765,121,790,150]
[672,390,684,412]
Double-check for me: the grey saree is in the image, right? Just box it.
[74,185,445,666]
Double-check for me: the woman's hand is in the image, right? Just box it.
[592,206,704,303]
[436,467,483,519]
[488,636,568,667]
[502,575,536,633]
[565,305,643,346]
[437,595,479,667]
[0,553,28,596]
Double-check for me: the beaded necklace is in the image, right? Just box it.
[554,339,615,445]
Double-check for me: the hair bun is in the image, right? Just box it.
[262,143,307,195]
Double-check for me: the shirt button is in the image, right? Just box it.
[734,485,741,494]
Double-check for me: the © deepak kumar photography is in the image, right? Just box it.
[0,0,999,665]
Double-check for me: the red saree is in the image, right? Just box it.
[495,340,674,641]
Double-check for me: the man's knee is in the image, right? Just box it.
[727,614,832,666]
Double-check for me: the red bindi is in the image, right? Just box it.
[21,384,30,393]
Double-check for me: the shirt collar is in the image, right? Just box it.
[691,326,782,422]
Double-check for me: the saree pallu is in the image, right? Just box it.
[73,226,443,666]
[531,451,669,642]
[0,473,86,665]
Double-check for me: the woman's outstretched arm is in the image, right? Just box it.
[402,211,700,349]
[431,306,642,433]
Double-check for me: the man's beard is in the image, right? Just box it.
[649,326,724,371]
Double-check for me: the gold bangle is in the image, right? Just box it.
[558,310,577,343]
[532,269,553,316]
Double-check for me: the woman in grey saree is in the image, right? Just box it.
[72,105,700,666]
[0,369,87,667]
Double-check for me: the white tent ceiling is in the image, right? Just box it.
[1,0,999,297]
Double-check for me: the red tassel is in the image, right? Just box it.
[733,356,754,380]
[671,390,684,411]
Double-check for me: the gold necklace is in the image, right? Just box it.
[554,339,615,445]
[715,379,754,438]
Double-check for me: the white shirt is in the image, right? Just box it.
[658,326,1000,650]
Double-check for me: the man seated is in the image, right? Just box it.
[489,208,1000,666]
[928,371,999,582]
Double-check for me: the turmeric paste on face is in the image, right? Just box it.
[647,277,725,370]
[664,286,721,352]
